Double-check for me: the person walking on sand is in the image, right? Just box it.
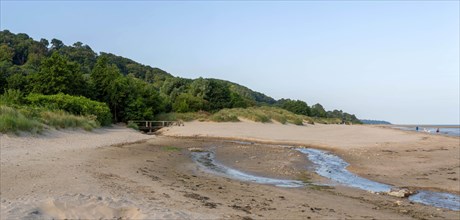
[436,128,440,133]
[416,126,419,131]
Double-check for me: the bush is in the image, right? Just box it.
[127,121,139,130]
[26,93,112,126]
[0,89,24,105]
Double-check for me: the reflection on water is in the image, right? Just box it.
[191,151,304,188]
[297,148,460,211]
[297,148,392,192]
[409,191,460,211]
[191,146,460,211]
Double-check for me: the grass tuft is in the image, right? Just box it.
[162,146,181,151]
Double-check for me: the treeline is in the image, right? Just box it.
[0,30,361,124]
[360,119,391,125]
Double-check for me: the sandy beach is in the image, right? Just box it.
[1,122,459,219]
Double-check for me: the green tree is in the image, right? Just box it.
[311,103,327,118]
[28,52,85,95]
[0,44,14,62]
[59,42,97,74]
[204,79,232,111]
[230,92,250,108]
[172,93,206,113]
[90,56,121,102]
[276,99,311,116]
[6,73,28,91]
[50,38,64,50]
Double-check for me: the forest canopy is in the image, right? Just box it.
[0,30,362,125]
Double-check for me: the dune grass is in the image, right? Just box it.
[0,105,100,134]
[155,111,211,122]
[155,106,342,125]
[0,105,43,134]
[39,110,99,131]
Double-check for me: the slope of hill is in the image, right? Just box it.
[360,119,392,125]
[0,30,361,127]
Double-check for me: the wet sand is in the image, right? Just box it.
[162,121,460,194]
[1,123,459,219]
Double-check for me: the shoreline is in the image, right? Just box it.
[161,121,460,194]
[390,124,460,128]
[2,123,459,219]
[162,132,460,195]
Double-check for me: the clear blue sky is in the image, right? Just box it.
[1,1,459,124]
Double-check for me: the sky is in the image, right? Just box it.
[1,1,459,124]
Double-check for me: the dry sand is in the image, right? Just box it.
[1,122,459,219]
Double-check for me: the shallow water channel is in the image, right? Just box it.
[297,148,460,211]
[191,151,304,188]
[191,147,460,211]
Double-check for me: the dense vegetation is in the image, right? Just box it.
[0,90,100,133]
[0,30,361,133]
[360,119,391,125]
[156,106,342,125]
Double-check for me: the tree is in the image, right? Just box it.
[90,56,121,102]
[39,38,49,48]
[189,77,210,98]
[230,92,250,108]
[58,42,97,74]
[311,103,327,118]
[29,52,85,95]
[276,99,311,116]
[50,38,64,50]
[204,79,232,111]
[172,93,206,113]
[0,44,14,62]
[6,73,28,91]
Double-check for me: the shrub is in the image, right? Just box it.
[0,89,24,105]
[127,121,139,130]
[26,93,112,126]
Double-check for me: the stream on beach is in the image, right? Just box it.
[191,145,460,211]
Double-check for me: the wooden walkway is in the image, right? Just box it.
[129,120,183,133]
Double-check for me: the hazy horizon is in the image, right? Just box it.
[1,1,458,124]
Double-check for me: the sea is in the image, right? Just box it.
[392,125,460,137]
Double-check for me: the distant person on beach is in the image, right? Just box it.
[436,128,440,133]
[416,126,419,131]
